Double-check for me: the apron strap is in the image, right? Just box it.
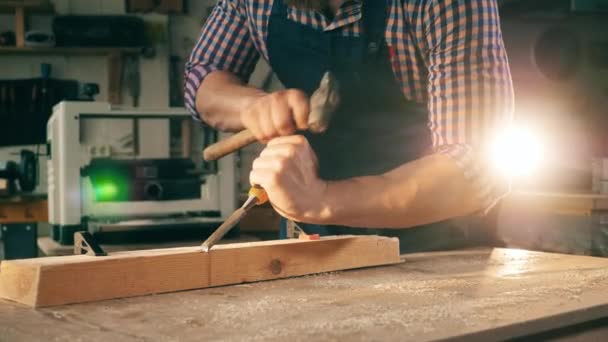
[271,0,288,16]
[362,0,388,56]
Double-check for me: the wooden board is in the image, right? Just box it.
[14,6,25,48]
[0,47,140,55]
[503,191,608,216]
[0,199,47,224]
[0,235,400,308]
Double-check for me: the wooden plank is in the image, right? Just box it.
[503,191,608,216]
[107,51,123,104]
[37,235,262,257]
[0,47,141,56]
[0,1,53,14]
[0,199,47,224]
[0,235,400,308]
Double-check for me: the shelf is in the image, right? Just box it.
[0,46,142,105]
[0,46,142,56]
[0,1,54,14]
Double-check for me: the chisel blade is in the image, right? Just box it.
[201,206,249,253]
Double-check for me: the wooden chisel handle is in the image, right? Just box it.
[202,72,340,161]
[203,129,256,161]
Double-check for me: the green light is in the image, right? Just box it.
[95,182,118,200]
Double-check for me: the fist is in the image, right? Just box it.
[241,89,310,143]
[250,135,329,223]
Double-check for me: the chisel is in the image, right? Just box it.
[200,72,340,251]
[201,185,269,252]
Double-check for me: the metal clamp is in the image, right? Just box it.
[286,221,320,241]
[74,231,107,256]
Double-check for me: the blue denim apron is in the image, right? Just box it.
[267,0,470,253]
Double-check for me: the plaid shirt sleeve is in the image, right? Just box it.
[184,0,260,120]
[423,0,514,213]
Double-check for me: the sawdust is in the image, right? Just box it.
[4,249,608,342]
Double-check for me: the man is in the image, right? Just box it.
[185,0,513,252]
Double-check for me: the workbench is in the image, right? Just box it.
[1,248,608,341]
[0,194,47,260]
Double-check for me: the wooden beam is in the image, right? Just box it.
[0,199,47,224]
[0,235,400,308]
[107,51,123,105]
[503,191,608,216]
[14,6,25,48]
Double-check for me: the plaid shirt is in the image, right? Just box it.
[185,0,514,212]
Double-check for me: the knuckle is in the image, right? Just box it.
[278,122,294,134]
[288,88,305,99]
[293,135,307,144]
[255,130,268,141]
[270,92,284,104]
[249,170,258,183]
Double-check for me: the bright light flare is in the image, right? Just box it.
[491,126,543,178]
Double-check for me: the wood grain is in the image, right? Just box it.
[4,248,608,341]
[107,51,123,105]
[503,191,608,216]
[0,199,47,224]
[0,235,400,307]
[14,6,25,48]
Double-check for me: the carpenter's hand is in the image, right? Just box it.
[241,90,310,143]
[250,135,329,223]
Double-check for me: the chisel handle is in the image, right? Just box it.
[248,185,269,205]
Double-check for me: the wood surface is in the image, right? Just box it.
[0,1,53,14]
[2,248,608,341]
[0,47,140,55]
[503,191,608,216]
[0,235,400,307]
[0,199,47,224]
[107,51,123,105]
[37,234,263,257]
[14,6,25,48]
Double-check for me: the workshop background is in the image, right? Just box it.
[0,0,287,259]
[3,0,608,341]
[0,0,281,194]
[0,0,607,258]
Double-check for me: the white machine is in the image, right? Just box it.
[47,101,238,244]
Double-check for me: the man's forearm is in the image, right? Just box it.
[321,154,482,228]
[195,71,266,132]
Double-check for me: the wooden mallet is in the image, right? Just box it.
[202,71,340,161]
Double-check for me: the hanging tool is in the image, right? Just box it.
[0,150,38,197]
[202,71,340,161]
[201,185,269,252]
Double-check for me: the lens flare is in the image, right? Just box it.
[492,126,543,178]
